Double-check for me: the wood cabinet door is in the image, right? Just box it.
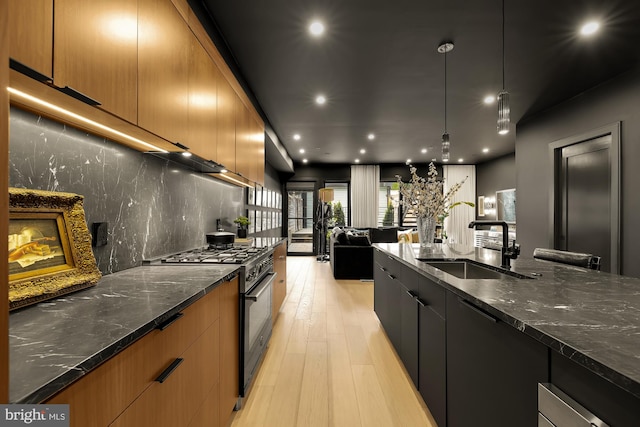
[216,76,237,172]
[47,289,220,427]
[250,115,265,185]
[8,0,53,77]
[187,35,218,162]
[110,319,221,427]
[54,0,138,123]
[272,242,287,320]
[234,99,251,179]
[219,277,239,426]
[138,0,189,144]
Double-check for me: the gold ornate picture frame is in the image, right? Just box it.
[8,188,101,310]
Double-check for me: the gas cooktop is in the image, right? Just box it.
[157,246,266,264]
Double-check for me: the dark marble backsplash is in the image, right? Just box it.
[9,107,244,274]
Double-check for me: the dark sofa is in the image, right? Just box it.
[329,227,399,280]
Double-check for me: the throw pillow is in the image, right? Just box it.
[335,230,349,245]
[347,234,371,246]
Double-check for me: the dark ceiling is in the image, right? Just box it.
[191,0,640,167]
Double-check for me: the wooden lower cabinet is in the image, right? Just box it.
[47,276,239,427]
[110,319,220,427]
[272,241,287,322]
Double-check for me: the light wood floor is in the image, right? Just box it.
[230,257,437,427]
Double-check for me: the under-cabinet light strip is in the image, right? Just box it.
[7,87,169,153]
[217,173,254,188]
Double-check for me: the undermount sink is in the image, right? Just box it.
[420,260,532,280]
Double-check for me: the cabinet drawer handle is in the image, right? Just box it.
[378,266,387,272]
[460,299,498,323]
[406,290,418,299]
[387,274,396,280]
[155,358,184,383]
[9,58,53,83]
[156,312,184,331]
[58,86,101,106]
[417,298,427,307]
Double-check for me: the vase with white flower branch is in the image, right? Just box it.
[397,163,474,247]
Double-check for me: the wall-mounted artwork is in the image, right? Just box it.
[496,188,516,224]
[8,188,101,310]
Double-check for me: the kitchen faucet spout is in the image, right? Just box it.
[468,220,520,269]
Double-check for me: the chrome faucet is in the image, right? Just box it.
[468,220,520,270]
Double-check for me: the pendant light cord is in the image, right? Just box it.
[502,0,505,90]
[444,48,447,132]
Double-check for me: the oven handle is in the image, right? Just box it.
[246,272,277,301]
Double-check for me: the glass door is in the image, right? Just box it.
[286,189,314,255]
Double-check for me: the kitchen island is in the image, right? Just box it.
[374,242,640,427]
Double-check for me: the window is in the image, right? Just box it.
[324,182,349,227]
[378,182,399,227]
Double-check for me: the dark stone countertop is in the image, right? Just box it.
[9,264,239,404]
[374,243,640,399]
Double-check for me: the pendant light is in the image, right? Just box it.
[497,0,510,135]
[438,42,454,162]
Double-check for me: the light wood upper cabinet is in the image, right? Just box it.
[187,35,218,161]
[252,115,265,185]
[53,0,138,123]
[138,0,189,144]
[235,100,251,179]
[8,0,53,77]
[216,76,237,172]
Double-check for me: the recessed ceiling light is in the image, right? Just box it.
[302,158,308,164]
[293,134,301,141]
[458,158,464,163]
[360,148,366,154]
[421,148,427,154]
[442,158,449,162]
[406,158,412,164]
[309,20,325,37]
[499,128,509,135]
[315,95,326,105]
[483,95,496,104]
[299,148,305,153]
[367,133,375,140]
[580,21,600,36]
[482,148,490,153]
[355,158,360,163]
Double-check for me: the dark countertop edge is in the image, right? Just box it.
[376,245,640,400]
[15,270,239,404]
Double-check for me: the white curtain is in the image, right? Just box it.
[443,165,476,246]
[350,165,380,228]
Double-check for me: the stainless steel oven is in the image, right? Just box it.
[242,269,276,397]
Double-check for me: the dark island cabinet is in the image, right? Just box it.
[374,249,446,425]
[550,352,640,427]
[418,300,446,427]
[446,293,548,427]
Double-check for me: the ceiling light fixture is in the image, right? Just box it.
[367,133,375,140]
[309,20,325,37]
[580,21,600,36]
[482,147,490,153]
[406,158,412,164]
[360,148,366,154]
[355,158,360,163]
[315,94,326,105]
[497,0,510,135]
[299,148,305,153]
[484,95,496,104]
[458,158,464,163]
[293,133,301,141]
[438,41,454,162]
[421,148,427,154]
[302,158,308,164]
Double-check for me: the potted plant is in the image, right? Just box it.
[233,215,250,238]
[333,201,346,226]
[382,202,394,226]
